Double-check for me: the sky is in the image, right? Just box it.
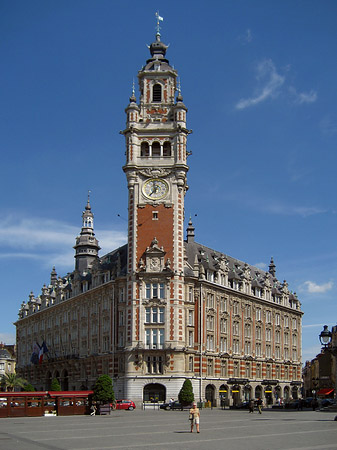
[1,0,337,364]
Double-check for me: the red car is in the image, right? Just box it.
[115,399,136,410]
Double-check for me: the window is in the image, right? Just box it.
[266,310,272,323]
[292,348,297,361]
[188,331,194,347]
[118,332,124,347]
[119,288,125,303]
[275,313,280,326]
[207,358,213,376]
[188,286,193,302]
[119,311,124,326]
[256,363,261,378]
[207,315,214,330]
[292,318,297,330]
[233,361,239,377]
[266,364,271,378]
[220,336,227,353]
[266,344,271,358]
[275,346,280,359]
[221,360,227,377]
[188,310,194,326]
[245,362,251,378]
[275,330,280,343]
[146,283,165,299]
[244,324,251,338]
[233,339,240,354]
[206,334,214,351]
[145,328,164,349]
[256,308,261,321]
[244,341,251,355]
[152,141,161,157]
[189,356,194,372]
[233,301,239,315]
[275,365,281,379]
[256,326,262,340]
[233,321,239,336]
[206,293,214,308]
[145,307,164,324]
[103,335,110,351]
[141,142,149,157]
[146,356,163,374]
[152,84,162,102]
[284,332,289,345]
[220,296,227,312]
[266,328,271,342]
[220,318,227,333]
[245,304,251,318]
[152,211,158,220]
[284,315,289,327]
[163,141,171,157]
[255,343,261,357]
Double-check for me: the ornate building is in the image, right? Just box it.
[15,26,303,406]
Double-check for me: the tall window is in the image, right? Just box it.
[145,307,164,323]
[189,356,194,372]
[207,293,214,308]
[152,141,161,157]
[256,308,261,321]
[220,337,227,353]
[206,334,214,351]
[152,84,162,102]
[244,341,251,355]
[145,328,164,349]
[188,310,194,326]
[188,331,194,347]
[163,141,171,157]
[244,324,251,338]
[221,359,227,377]
[220,296,227,312]
[141,142,149,157]
[233,339,240,354]
[256,326,262,340]
[147,356,163,374]
[256,343,261,357]
[220,318,227,333]
[207,358,213,376]
[233,321,239,336]
[256,363,261,378]
[146,283,165,299]
[245,362,251,378]
[233,361,239,377]
[207,315,214,330]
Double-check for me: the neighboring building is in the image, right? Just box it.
[303,325,337,399]
[15,27,303,406]
[0,344,16,379]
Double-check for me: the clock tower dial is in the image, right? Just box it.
[142,178,169,200]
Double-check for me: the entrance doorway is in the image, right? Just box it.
[143,383,166,402]
[205,384,215,406]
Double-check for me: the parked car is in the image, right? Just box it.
[160,401,192,411]
[320,398,334,408]
[115,399,136,410]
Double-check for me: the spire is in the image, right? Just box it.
[149,12,168,60]
[50,266,57,286]
[176,78,183,102]
[186,217,195,243]
[129,79,136,103]
[269,257,276,277]
[74,192,101,273]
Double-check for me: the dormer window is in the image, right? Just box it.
[152,84,162,102]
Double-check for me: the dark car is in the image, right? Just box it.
[321,398,334,408]
[160,401,192,411]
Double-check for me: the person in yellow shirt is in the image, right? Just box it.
[189,402,200,433]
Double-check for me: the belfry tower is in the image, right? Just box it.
[122,21,191,381]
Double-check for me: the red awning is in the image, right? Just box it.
[317,388,334,396]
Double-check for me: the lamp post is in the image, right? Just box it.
[319,325,337,404]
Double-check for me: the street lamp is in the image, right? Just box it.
[319,325,332,347]
[319,325,337,405]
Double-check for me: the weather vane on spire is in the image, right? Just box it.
[155,11,164,36]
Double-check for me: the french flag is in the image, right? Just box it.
[38,341,49,364]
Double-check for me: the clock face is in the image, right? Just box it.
[142,178,168,200]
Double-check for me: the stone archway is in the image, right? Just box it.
[284,386,290,401]
[143,383,166,402]
[231,385,241,407]
[61,369,69,391]
[205,384,216,406]
[219,384,229,408]
[264,385,273,406]
[274,385,281,403]
[244,384,252,401]
[255,385,262,400]
[291,386,298,400]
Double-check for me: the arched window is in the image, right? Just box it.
[152,84,162,102]
[163,141,171,157]
[152,141,161,157]
[141,142,149,157]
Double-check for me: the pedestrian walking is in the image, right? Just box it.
[257,397,263,414]
[189,402,200,433]
[90,403,97,416]
[248,399,254,413]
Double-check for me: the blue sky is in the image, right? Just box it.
[1,1,336,363]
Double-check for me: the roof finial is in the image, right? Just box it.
[176,77,183,102]
[129,79,136,103]
[86,190,91,210]
[155,11,164,40]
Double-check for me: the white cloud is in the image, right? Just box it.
[289,87,317,104]
[236,59,285,110]
[300,280,334,294]
[0,215,126,270]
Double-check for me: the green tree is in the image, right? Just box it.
[1,372,27,392]
[50,378,61,391]
[93,375,115,404]
[178,379,194,405]
[23,382,35,392]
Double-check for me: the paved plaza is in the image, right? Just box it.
[0,408,336,450]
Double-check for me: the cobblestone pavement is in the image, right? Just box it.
[0,408,336,450]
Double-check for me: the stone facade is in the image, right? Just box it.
[15,29,303,407]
